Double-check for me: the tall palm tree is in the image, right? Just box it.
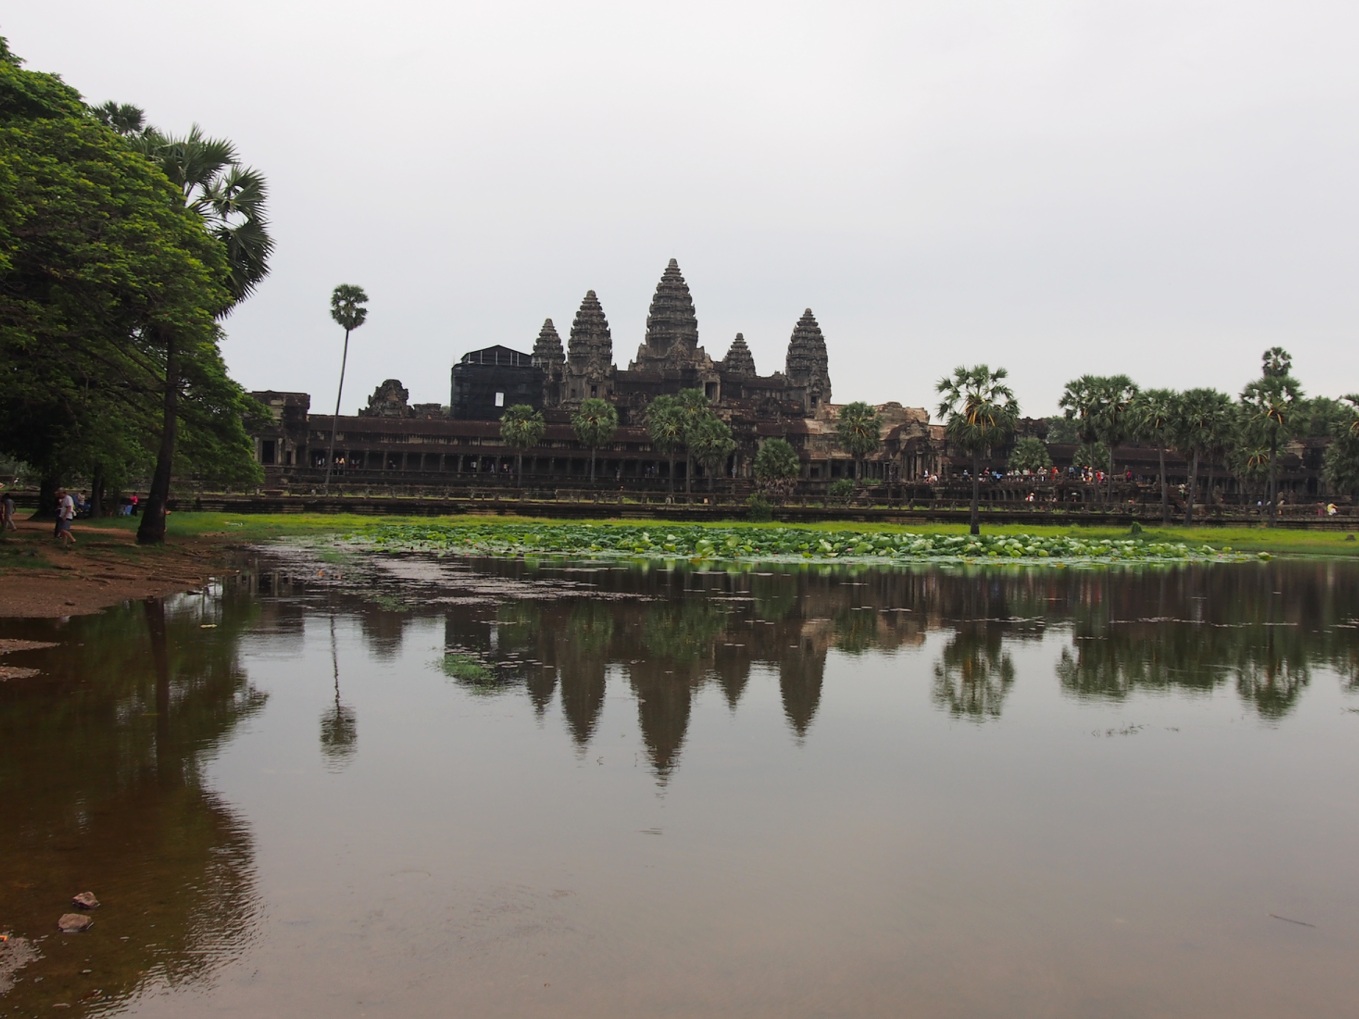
[1171,388,1233,524]
[324,285,369,491]
[1240,374,1302,525]
[646,394,685,493]
[936,365,1020,536]
[571,398,618,483]
[499,404,545,485]
[134,124,273,544]
[1131,388,1178,523]
[835,401,883,481]
[1060,374,1137,502]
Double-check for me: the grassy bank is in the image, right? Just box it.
[105,511,1359,558]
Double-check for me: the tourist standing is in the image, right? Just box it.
[1,490,16,532]
[56,488,76,547]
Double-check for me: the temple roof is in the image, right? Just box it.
[721,332,756,375]
[642,259,698,356]
[785,308,831,398]
[631,258,710,370]
[532,318,564,368]
[567,291,613,369]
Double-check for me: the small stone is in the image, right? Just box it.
[72,892,100,910]
[57,914,93,933]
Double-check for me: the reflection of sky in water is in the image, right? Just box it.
[3,557,1359,1018]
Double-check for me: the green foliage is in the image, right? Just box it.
[936,364,1019,535]
[835,401,883,479]
[1007,437,1052,473]
[499,404,546,483]
[356,519,1247,564]
[500,404,546,450]
[1043,416,1081,445]
[746,494,774,521]
[688,412,735,487]
[828,478,857,505]
[0,44,239,494]
[571,398,618,482]
[1323,396,1359,495]
[753,438,800,499]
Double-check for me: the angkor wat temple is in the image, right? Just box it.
[252,259,935,490]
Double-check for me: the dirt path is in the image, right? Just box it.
[0,520,239,619]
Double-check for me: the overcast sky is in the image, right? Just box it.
[6,1,1357,418]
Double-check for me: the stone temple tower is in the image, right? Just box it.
[720,333,757,376]
[785,309,832,414]
[630,259,710,370]
[531,319,565,405]
[564,290,615,403]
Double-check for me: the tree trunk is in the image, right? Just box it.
[138,331,179,545]
[35,474,59,521]
[90,465,106,519]
[970,449,981,536]
[589,447,597,483]
[1184,450,1200,525]
[1267,434,1279,526]
[324,329,351,492]
[1157,446,1168,524]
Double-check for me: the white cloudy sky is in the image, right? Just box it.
[5,1,1357,418]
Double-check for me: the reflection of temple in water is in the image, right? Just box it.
[234,551,1359,782]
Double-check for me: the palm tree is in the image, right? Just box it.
[1131,388,1178,523]
[936,365,1020,536]
[499,404,545,485]
[753,438,801,500]
[676,389,711,494]
[689,414,736,491]
[571,398,618,483]
[835,401,883,482]
[646,394,685,493]
[1171,388,1233,524]
[1060,374,1137,502]
[324,285,369,491]
[135,124,273,544]
[1240,349,1302,525]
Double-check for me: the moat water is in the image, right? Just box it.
[2,551,1358,1018]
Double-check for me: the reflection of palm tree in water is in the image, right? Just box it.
[932,625,1015,720]
[319,613,358,768]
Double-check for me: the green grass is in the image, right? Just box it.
[116,511,1359,559]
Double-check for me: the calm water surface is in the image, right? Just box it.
[2,551,1358,1018]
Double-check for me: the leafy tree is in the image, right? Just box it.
[499,404,545,485]
[835,401,883,481]
[1043,416,1081,445]
[753,438,800,500]
[571,398,617,482]
[1131,388,1178,523]
[130,117,274,543]
[324,284,369,491]
[0,42,242,517]
[1007,437,1052,474]
[688,412,735,491]
[936,365,1020,535]
[1322,395,1359,496]
[1240,349,1302,525]
[645,394,685,493]
[1071,442,1111,473]
[1059,374,1138,501]
[675,389,712,494]
[1171,388,1234,524]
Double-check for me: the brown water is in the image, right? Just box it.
[2,552,1358,1018]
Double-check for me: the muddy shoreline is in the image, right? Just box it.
[0,520,240,620]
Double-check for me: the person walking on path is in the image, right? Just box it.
[1,491,16,533]
[56,488,76,547]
